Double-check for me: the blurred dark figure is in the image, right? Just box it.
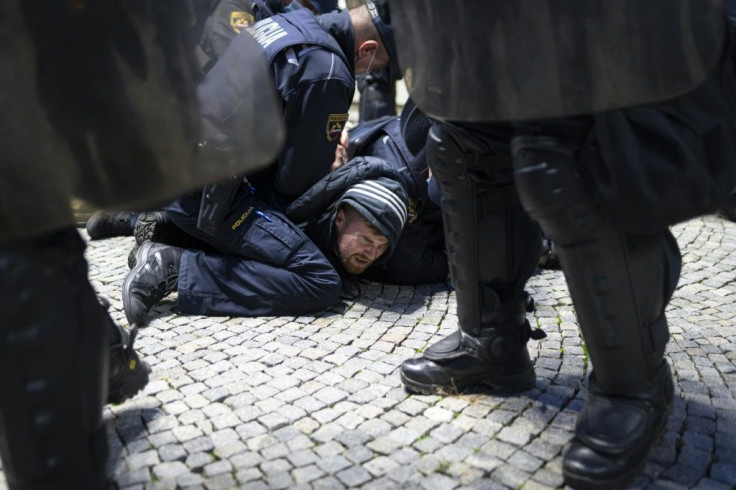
[392,1,736,488]
[84,0,343,241]
[0,0,282,488]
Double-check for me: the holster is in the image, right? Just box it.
[196,174,248,236]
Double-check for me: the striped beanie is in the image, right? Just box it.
[336,176,409,255]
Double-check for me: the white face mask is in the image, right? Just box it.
[355,49,376,82]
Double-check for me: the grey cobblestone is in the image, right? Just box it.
[0,216,730,490]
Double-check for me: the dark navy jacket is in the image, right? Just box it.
[198,9,355,210]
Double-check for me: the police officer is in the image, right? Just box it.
[83,0,326,242]
[126,107,443,287]
[391,1,736,488]
[121,2,401,323]
[0,0,283,487]
[345,0,397,123]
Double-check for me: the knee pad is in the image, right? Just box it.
[428,125,515,197]
[427,124,541,334]
[512,135,605,246]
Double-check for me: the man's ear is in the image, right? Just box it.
[335,208,346,232]
[357,40,378,59]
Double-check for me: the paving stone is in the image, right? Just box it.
[203,472,237,489]
[344,446,374,465]
[113,468,151,487]
[203,459,233,478]
[363,456,399,477]
[291,464,325,484]
[312,475,347,490]
[413,435,444,454]
[175,471,204,487]
[336,465,372,487]
[158,444,186,462]
[183,436,215,454]
[152,461,188,482]
[185,451,213,471]
[287,449,319,467]
[127,450,159,470]
[419,473,457,490]
[430,423,464,444]
[172,425,204,443]
[265,471,294,489]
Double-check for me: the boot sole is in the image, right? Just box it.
[135,213,162,246]
[107,361,152,405]
[129,213,161,268]
[122,242,158,327]
[400,368,535,395]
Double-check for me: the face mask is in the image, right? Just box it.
[355,50,376,83]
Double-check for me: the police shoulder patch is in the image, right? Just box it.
[326,113,349,142]
[230,11,255,33]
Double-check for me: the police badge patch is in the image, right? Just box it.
[326,113,349,142]
[230,11,255,33]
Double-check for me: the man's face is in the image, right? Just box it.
[335,207,390,274]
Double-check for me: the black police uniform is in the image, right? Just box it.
[391,1,736,488]
[0,1,282,487]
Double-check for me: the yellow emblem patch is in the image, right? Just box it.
[326,113,349,142]
[407,198,418,223]
[230,11,255,33]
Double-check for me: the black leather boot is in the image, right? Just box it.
[400,123,544,395]
[513,134,680,489]
[401,296,544,394]
[563,362,673,489]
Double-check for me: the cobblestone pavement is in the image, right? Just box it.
[1,215,735,490]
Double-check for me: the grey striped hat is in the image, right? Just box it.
[337,176,409,255]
